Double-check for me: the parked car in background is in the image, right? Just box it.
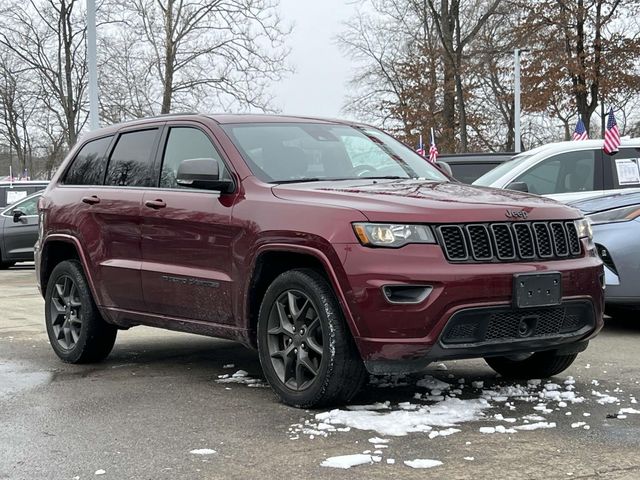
[569,191,640,317]
[438,152,513,184]
[36,114,603,408]
[473,139,640,203]
[0,191,42,269]
[0,181,49,208]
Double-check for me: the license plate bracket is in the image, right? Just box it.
[513,272,562,308]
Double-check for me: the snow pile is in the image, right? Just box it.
[215,370,267,387]
[315,397,491,437]
[404,459,443,469]
[591,390,620,405]
[321,454,378,469]
[189,449,216,455]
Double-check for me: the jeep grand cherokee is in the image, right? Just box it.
[35,114,604,407]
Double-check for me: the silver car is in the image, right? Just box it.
[474,139,640,203]
[570,191,640,315]
[0,191,41,269]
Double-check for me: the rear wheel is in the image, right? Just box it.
[45,260,117,363]
[257,268,367,408]
[485,351,578,378]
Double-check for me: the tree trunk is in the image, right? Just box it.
[161,0,175,114]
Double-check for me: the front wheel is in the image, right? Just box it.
[45,260,117,363]
[485,350,578,378]
[257,268,367,408]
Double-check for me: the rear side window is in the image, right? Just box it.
[515,151,595,195]
[160,127,227,188]
[609,149,640,189]
[105,129,159,187]
[63,136,112,185]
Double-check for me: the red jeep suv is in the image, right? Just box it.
[35,114,604,407]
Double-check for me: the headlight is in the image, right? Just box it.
[353,223,436,248]
[587,205,640,225]
[574,218,593,240]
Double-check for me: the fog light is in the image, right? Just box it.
[382,285,432,304]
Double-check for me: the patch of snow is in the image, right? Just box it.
[190,449,216,455]
[404,459,443,469]
[416,376,451,391]
[321,454,374,469]
[95,470,106,476]
[223,364,235,369]
[368,437,389,444]
[571,422,586,428]
[386,459,396,464]
[464,457,475,461]
[315,397,490,437]
[619,408,640,414]
[348,401,391,411]
[436,363,448,371]
[592,390,619,405]
[428,428,460,438]
[472,381,484,389]
[514,422,556,431]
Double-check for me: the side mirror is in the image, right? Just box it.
[435,161,453,176]
[176,158,234,192]
[506,181,529,193]
[12,209,25,223]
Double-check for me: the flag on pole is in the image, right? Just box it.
[603,108,620,155]
[415,134,425,157]
[428,128,438,163]
[572,116,588,141]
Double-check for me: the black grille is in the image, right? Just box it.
[437,221,582,263]
[441,301,594,345]
[440,226,467,260]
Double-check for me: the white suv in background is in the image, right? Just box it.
[474,139,640,203]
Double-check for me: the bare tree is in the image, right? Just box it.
[0,0,88,148]
[106,0,291,115]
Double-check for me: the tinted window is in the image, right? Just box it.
[450,163,501,184]
[515,150,595,195]
[609,149,640,189]
[64,136,112,185]
[105,129,158,187]
[160,127,227,188]
[221,123,447,183]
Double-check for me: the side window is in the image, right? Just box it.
[63,136,112,185]
[105,129,159,187]
[609,149,640,189]
[4,195,39,216]
[515,151,595,195]
[160,127,228,189]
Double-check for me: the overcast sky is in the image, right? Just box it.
[272,0,359,120]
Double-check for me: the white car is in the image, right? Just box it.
[473,139,640,203]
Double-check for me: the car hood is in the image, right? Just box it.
[568,190,640,214]
[272,179,581,223]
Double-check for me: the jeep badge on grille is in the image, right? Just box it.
[505,209,528,219]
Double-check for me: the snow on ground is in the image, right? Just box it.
[404,459,443,469]
[189,449,217,455]
[215,370,268,387]
[321,454,377,469]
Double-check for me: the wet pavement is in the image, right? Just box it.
[1,265,639,479]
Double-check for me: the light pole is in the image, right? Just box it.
[514,48,521,153]
[87,0,99,130]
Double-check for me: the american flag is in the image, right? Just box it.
[572,116,588,141]
[603,108,620,155]
[428,131,438,163]
[415,135,425,157]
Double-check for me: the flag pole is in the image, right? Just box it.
[430,127,435,145]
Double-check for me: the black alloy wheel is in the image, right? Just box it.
[266,289,324,391]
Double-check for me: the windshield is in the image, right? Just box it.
[473,152,534,186]
[221,123,448,183]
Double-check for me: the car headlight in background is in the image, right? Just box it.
[587,205,640,225]
[574,217,593,240]
[353,223,436,248]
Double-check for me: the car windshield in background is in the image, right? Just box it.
[221,123,448,183]
[473,152,536,187]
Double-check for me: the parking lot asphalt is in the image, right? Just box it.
[1,266,639,480]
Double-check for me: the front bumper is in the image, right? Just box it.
[337,240,604,373]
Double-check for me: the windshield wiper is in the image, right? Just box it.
[272,177,353,184]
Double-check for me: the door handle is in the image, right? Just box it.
[81,195,100,205]
[144,199,167,209]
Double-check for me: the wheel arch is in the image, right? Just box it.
[244,244,358,348]
[39,235,98,302]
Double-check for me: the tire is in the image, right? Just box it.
[257,268,367,408]
[45,260,117,363]
[485,350,578,378]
